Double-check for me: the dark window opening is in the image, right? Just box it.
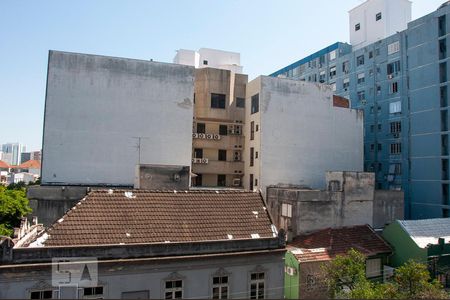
[194,148,203,158]
[250,174,254,190]
[218,149,227,161]
[197,123,205,134]
[250,121,255,140]
[439,15,446,37]
[251,94,259,114]
[355,23,361,31]
[219,125,228,136]
[440,62,447,83]
[376,12,382,21]
[236,97,245,108]
[250,147,254,167]
[440,39,447,60]
[211,93,226,109]
[217,174,226,187]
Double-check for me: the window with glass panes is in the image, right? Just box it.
[165,280,183,299]
[212,276,228,299]
[30,290,53,299]
[250,272,265,299]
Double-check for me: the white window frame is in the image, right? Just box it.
[388,41,400,55]
[329,50,337,61]
[357,72,365,84]
[281,203,292,218]
[165,280,183,299]
[82,286,104,299]
[250,272,265,299]
[389,101,402,114]
[212,275,229,299]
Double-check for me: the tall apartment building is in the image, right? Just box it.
[1,143,26,165]
[192,68,248,187]
[270,0,450,219]
[244,76,364,195]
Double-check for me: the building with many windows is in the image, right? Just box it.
[191,68,248,187]
[270,0,450,219]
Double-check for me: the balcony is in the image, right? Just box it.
[192,134,244,150]
[192,160,244,175]
[192,158,208,164]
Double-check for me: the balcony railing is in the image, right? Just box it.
[192,133,221,140]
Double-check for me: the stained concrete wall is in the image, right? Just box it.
[42,51,194,186]
[267,172,403,236]
[135,164,190,190]
[0,251,284,299]
[245,76,364,195]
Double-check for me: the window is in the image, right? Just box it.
[389,82,399,94]
[375,48,380,57]
[194,148,203,158]
[443,135,449,156]
[369,51,373,59]
[440,62,447,83]
[442,110,448,131]
[203,60,208,65]
[255,125,259,131]
[250,272,265,299]
[387,61,401,76]
[212,276,228,299]
[443,159,449,180]
[355,23,361,31]
[388,41,400,55]
[370,125,374,133]
[370,144,375,151]
[255,179,258,186]
[329,50,337,61]
[84,287,104,297]
[250,121,255,140]
[376,85,381,95]
[251,94,259,114]
[357,91,366,101]
[389,163,402,175]
[390,143,402,154]
[218,150,227,161]
[366,258,382,278]
[443,184,449,205]
[211,93,226,109]
[250,174,254,190]
[369,69,374,77]
[30,291,53,299]
[378,144,382,151]
[319,70,326,83]
[441,86,448,107]
[378,124,382,131]
[219,125,228,136]
[390,121,401,133]
[194,174,202,187]
[250,147,254,167]
[329,66,336,79]
[342,61,350,74]
[255,151,258,159]
[281,203,292,218]
[357,72,365,84]
[197,123,205,134]
[376,12,382,21]
[165,280,183,299]
[217,175,226,187]
[439,15,447,37]
[440,39,447,60]
[389,101,401,114]
[356,55,364,66]
[343,78,350,89]
[236,97,245,108]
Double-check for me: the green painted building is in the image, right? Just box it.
[383,218,450,287]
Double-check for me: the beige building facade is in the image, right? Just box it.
[192,68,248,187]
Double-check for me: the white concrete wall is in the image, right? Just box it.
[173,49,196,66]
[42,51,194,186]
[173,48,243,73]
[245,77,364,194]
[349,0,411,49]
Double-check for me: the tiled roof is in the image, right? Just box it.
[44,190,276,247]
[14,160,41,169]
[398,218,450,248]
[0,160,10,169]
[288,225,391,263]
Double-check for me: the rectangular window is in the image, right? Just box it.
[342,61,350,74]
[165,280,183,299]
[441,86,448,107]
[197,123,206,134]
[443,135,449,156]
[212,276,228,299]
[250,121,255,140]
[389,82,399,94]
[357,72,365,84]
[443,159,449,181]
[203,60,208,65]
[390,121,401,134]
[329,66,336,79]
[250,147,254,167]
[251,94,259,114]
[376,12,382,21]
[236,97,245,108]
[250,272,265,299]
[356,55,365,66]
[439,15,447,37]
[390,143,402,154]
[369,51,373,59]
[388,41,400,55]
[355,23,360,31]
[217,174,226,187]
[378,144,382,151]
[440,62,447,83]
[281,203,292,218]
[358,91,366,101]
[329,50,337,61]
[194,174,202,186]
[440,39,447,60]
[194,148,203,158]
[211,93,226,109]
[387,61,401,76]
[389,101,402,114]
[219,125,228,136]
[84,287,104,297]
[319,70,326,83]
[389,163,402,175]
[343,78,350,89]
[442,110,448,131]
[443,184,449,205]
[218,149,227,161]
[30,291,53,299]
[249,174,254,190]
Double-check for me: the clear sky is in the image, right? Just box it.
[0,0,445,151]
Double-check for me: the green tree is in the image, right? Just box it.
[0,185,32,236]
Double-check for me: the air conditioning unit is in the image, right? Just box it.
[388,74,394,79]
[232,178,241,187]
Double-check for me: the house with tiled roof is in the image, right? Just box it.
[383,218,450,288]
[284,225,392,299]
[0,190,286,299]
[0,160,11,185]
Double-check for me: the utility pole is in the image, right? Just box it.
[132,136,150,165]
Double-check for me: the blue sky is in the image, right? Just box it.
[0,0,445,151]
